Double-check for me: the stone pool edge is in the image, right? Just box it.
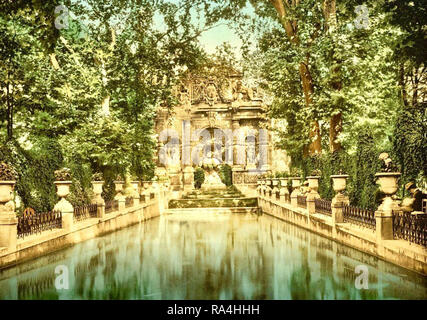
[258,196,427,276]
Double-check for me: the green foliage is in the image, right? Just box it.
[392,105,427,194]
[194,167,205,189]
[349,132,382,210]
[0,139,63,213]
[219,164,233,186]
[67,162,93,208]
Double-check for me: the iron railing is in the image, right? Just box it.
[105,199,118,214]
[392,211,427,247]
[315,198,332,216]
[343,205,376,229]
[125,197,134,208]
[297,195,307,209]
[73,203,98,221]
[17,210,62,239]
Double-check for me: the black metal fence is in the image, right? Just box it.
[17,210,62,239]
[125,197,134,208]
[392,211,427,247]
[73,203,98,221]
[105,200,118,214]
[297,195,307,208]
[343,205,376,229]
[315,198,332,216]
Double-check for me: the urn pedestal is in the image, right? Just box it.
[92,181,105,218]
[331,175,349,224]
[0,181,18,252]
[290,177,301,208]
[306,176,320,214]
[375,172,401,241]
[54,181,73,232]
[131,181,140,206]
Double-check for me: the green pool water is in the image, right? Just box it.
[0,212,426,300]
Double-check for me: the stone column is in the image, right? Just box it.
[290,177,301,208]
[375,172,401,241]
[0,181,18,252]
[306,176,320,214]
[54,181,73,232]
[331,175,349,225]
[92,181,105,219]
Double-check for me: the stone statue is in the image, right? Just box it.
[200,151,226,190]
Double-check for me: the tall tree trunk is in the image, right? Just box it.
[399,63,409,107]
[6,71,12,140]
[270,0,321,154]
[323,0,342,152]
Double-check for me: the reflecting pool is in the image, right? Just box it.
[0,212,426,300]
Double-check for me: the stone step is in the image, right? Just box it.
[168,197,258,209]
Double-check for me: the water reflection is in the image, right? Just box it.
[0,213,426,300]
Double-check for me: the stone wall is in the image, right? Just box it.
[258,193,427,276]
[0,188,169,269]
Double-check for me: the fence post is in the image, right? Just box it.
[54,181,73,232]
[0,181,18,252]
[332,196,345,224]
[92,181,105,219]
[290,177,301,208]
[375,172,401,241]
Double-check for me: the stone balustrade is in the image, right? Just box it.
[257,173,426,274]
[0,178,171,269]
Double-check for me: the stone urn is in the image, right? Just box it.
[54,181,72,198]
[113,180,125,200]
[331,175,349,194]
[92,181,104,195]
[114,180,125,193]
[375,172,401,214]
[306,176,320,193]
[272,178,279,187]
[91,181,105,209]
[375,172,401,195]
[131,181,140,195]
[279,178,288,188]
[290,177,301,191]
[0,181,15,204]
[0,181,16,213]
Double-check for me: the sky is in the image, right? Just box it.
[199,24,243,55]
